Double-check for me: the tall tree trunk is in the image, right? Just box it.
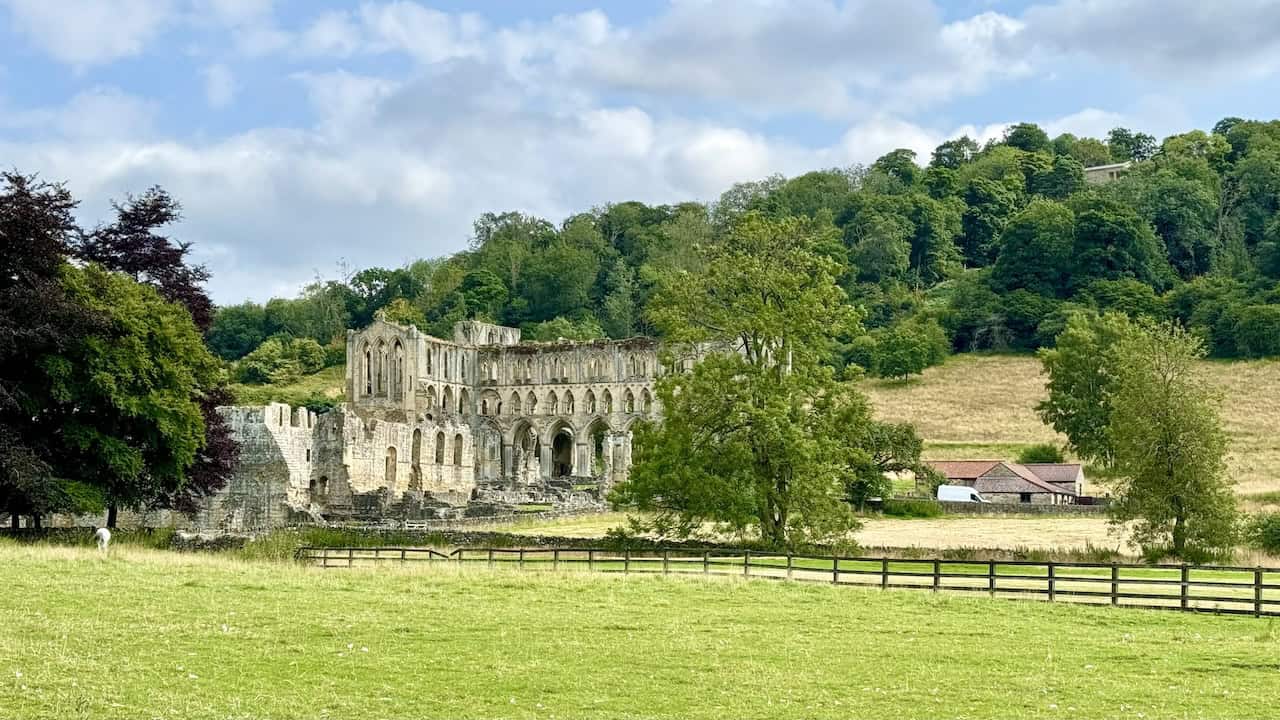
[107,504,118,529]
[1171,507,1187,556]
[9,512,18,530]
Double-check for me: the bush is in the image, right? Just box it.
[1246,513,1280,555]
[881,498,944,518]
[291,338,327,374]
[875,318,949,380]
[843,334,879,374]
[1234,305,1280,358]
[235,336,331,384]
[1017,443,1065,464]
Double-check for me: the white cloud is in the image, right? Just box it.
[2,0,173,67]
[356,1,487,65]
[297,10,362,58]
[2,0,1270,306]
[1019,0,1280,80]
[202,63,236,108]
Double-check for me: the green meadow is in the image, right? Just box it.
[2,543,1277,719]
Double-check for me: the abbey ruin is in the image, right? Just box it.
[199,320,663,531]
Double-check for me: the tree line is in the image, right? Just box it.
[1,174,235,528]
[210,117,1280,388]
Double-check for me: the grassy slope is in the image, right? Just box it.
[3,545,1278,720]
[864,354,1280,502]
[227,364,346,407]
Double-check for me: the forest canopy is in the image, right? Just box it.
[208,118,1280,382]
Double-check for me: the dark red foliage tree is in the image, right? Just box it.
[0,172,103,524]
[76,186,214,330]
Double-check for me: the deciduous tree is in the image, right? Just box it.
[617,213,924,547]
[1108,322,1238,559]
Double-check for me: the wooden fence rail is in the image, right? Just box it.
[295,546,1280,618]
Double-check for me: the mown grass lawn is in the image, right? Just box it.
[3,545,1279,719]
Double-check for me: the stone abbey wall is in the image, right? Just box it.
[203,319,665,532]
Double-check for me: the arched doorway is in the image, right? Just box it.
[411,429,422,488]
[385,446,397,489]
[586,418,610,478]
[511,422,540,483]
[551,425,574,477]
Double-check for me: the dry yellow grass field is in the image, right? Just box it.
[509,512,1127,553]
[863,354,1280,503]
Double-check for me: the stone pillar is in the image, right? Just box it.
[575,441,589,477]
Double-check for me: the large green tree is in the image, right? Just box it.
[1108,322,1238,559]
[1036,311,1134,468]
[41,264,224,522]
[617,212,914,547]
[991,199,1075,297]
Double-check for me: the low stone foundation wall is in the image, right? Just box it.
[937,500,1110,516]
[402,506,606,531]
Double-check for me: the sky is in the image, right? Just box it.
[3,1,1279,304]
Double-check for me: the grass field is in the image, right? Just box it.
[501,511,1129,552]
[864,354,1280,504]
[3,544,1279,720]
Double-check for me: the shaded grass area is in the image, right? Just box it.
[864,353,1280,498]
[3,544,1279,720]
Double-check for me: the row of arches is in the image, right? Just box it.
[477,387,653,418]
[509,417,627,479]
[385,429,468,488]
[423,344,468,383]
[420,384,654,418]
[478,352,657,386]
[358,339,406,401]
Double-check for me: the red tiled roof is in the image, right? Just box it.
[1022,464,1083,485]
[928,460,1078,496]
[1003,463,1077,496]
[927,460,1000,480]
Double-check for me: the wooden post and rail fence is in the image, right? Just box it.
[295,545,1280,618]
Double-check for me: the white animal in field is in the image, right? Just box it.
[94,527,111,553]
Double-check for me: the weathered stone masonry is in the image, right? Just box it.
[200,319,663,532]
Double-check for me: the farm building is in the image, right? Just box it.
[928,461,1082,504]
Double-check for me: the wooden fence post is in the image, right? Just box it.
[624,548,630,574]
[1111,564,1119,606]
[488,548,494,568]
[519,548,525,569]
[1047,562,1056,602]
[400,548,406,564]
[347,547,354,568]
[663,549,669,575]
[832,556,839,585]
[320,547,327,568]
[703,550,709,575]
[457,548,464,564]
[932,559,940,591]
[373,548,380,564]
[553,549,560,571]
[1180,564,1189,610]
[1255,568,1264,618]
[744,550,750,577]
[988,560,995,596]
[786,554,794,581]
[588,549,595,572]
[882,558,889,590]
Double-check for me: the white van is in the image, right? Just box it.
[937,484,987,503]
